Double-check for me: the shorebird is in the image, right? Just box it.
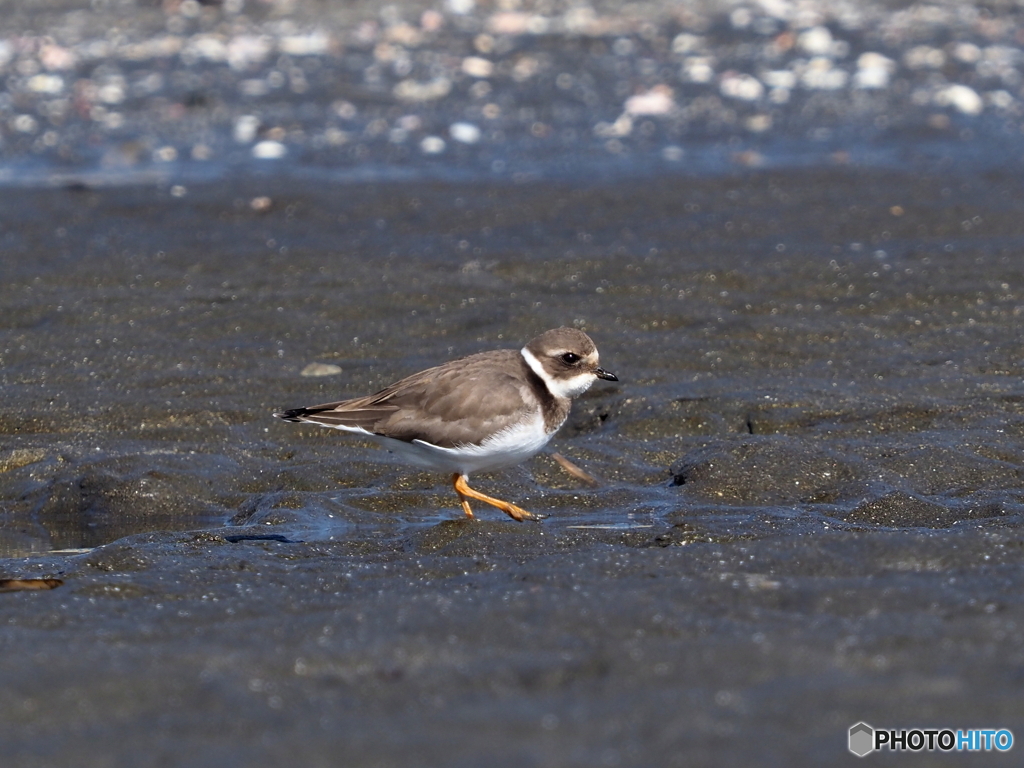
[275,327,617,521]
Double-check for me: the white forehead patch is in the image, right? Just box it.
[521,346,597,399]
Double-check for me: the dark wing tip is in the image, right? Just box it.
[275,408,312,422]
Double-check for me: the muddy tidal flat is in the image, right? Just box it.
[2,169,1024,766]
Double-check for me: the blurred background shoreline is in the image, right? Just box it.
[2,0,1024,186]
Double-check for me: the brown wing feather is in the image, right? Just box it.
[279,350,532,448]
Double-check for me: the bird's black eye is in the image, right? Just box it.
[560,352,580,365]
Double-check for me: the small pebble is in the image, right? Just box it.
[420,136,446,154]
[449,122,481,144]
[301,363,344,377]
[252,141,287,159]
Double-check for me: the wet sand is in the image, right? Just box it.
[2,168,1024,765]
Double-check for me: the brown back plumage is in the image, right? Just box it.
[277,349,542,448]
[275,327,616,448]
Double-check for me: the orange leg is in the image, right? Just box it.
[451,473,545,522]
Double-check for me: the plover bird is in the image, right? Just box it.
[275,327,617,521]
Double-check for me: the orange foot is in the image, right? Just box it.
[451,473,546,522]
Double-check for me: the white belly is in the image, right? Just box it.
[332,410,556,476]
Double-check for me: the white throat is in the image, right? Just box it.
[520,346,597,400]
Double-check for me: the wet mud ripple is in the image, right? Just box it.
[2,170,1024,764]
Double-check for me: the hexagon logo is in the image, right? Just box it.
[849,722,875,757]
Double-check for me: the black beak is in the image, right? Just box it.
[595,368,618,382]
